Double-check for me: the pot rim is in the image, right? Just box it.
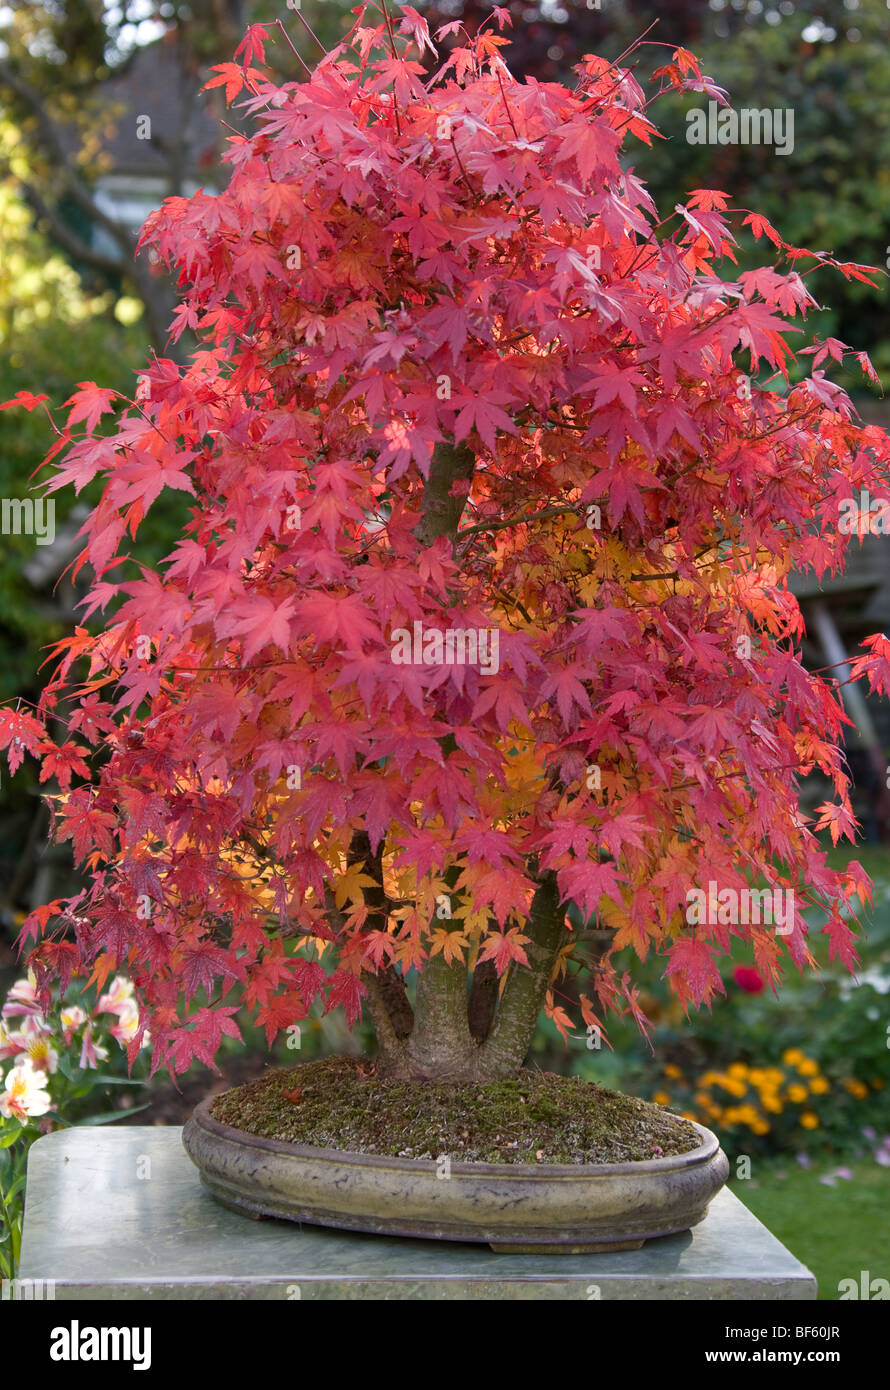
[187,1095,720,1180]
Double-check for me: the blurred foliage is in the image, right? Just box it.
[627,0,890,389]
[532,844,890,1159]
[0,160,190,923]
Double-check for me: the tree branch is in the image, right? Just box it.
[0,58,135,261]
[11,174,125,277]
[414,439,476,548]
[474,871,569,1082]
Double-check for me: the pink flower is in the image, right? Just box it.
[79,1024,108,1071]
[733,966,764,994]
[1,975,43,1020]
[0,1019,24,1062]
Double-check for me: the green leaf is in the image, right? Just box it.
[74,1104,150,1126]
[57,1054,76,1082]
[4,1173,26,1202]
[86,1073,144,1086]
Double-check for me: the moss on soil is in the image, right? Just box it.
[210,1057,701,1165]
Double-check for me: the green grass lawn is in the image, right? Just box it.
[733,1160,890,1300]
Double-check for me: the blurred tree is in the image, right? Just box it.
[0,1,350,355]
[0,144,190,930]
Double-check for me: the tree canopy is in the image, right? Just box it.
[3,6,889,1081]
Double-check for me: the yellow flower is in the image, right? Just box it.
[765,1068,785,1086]
[663,1064,682,1080]
[782,1049,804,1066]
[787,1084,808,1103]
[800,1113,819,1129]
[748,1068,766,1086]
[796,1058,819,1077]
[694,1091,711,1107]
[762,1096,783,1114]
[869,1078,886,1091]
[728,1063,749,1080]
[809,1077,829,1095]
[653,1091,671,1106]
[752,1120,770,1136]
[843,1079,868,1100]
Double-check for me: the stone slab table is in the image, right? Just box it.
[18,1127,817,1300]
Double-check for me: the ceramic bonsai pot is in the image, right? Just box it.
[182,1097,729,1253]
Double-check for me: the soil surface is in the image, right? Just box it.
[210,1057,702,1165]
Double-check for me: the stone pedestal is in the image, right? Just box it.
[17,1127,816,1300]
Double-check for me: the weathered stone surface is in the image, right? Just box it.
[18,1127,817,1299]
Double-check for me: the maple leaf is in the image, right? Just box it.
[324,970,365,1028]
[479,928,531,975]
[544,992,574,1043]
[178,942,243,1001]
[420,926,464,967]
[203,62,265,104]
[813,802,857,847]
[222,596,296,662]
[234,23,269,67]
[742,212,784,248]
[664,937,724,1008]
[0,390,50,413]
[63,383,119,433]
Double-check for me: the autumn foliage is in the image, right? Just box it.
[4,5,890,1082]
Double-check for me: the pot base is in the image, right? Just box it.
[493,1239,645,1254]
[183,1095,729,1253]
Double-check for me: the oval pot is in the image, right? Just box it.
[183,1097,729,1253]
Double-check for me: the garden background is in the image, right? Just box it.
[1,0,889,1296]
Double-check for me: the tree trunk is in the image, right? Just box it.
[366,873,568,1085]
[357,439,569,1084]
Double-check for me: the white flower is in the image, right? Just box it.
[0,1057,52,1122]
[16,1016,59,1075]
[97,976,135,1017]
[108,998,141,1045]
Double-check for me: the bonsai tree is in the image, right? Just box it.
[4,6,889,1088]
